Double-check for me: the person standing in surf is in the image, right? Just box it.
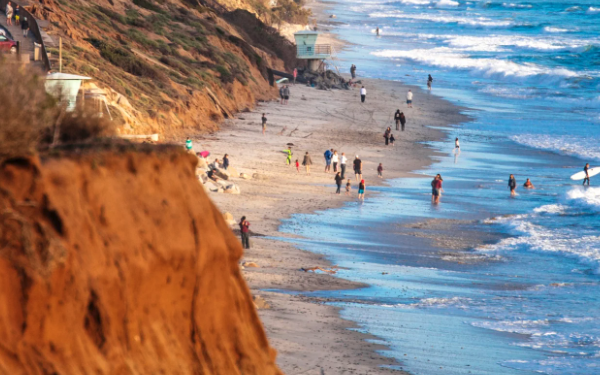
[454,137,460,153]
[509,174,517,196]
[358,179,366,200]
[431,175,442,204]
[583,163,591,186]
[427,74,433,91]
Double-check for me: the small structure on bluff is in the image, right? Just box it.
[294,30,331,72]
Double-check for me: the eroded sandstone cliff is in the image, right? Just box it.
[0,147,282,375]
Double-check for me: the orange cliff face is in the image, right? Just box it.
[0,149,282,375]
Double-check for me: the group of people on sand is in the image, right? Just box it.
[279,85,291,105]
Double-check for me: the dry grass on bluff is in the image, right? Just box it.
[0,61,115,158]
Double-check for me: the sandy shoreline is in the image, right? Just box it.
[187,1,473,373]
[194,73,470,374]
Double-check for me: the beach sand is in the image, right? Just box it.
[192,76,470,374]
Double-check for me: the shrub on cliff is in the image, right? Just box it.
[0,62,116,158]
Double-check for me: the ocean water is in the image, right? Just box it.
[276,1,600,374]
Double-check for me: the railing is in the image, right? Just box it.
[296,44,331,58]
[0,0,51,71]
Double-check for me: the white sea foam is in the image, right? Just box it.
[544,26,570,33]
[589,7,600,14]
[511,134,600,162]
[372,47,578,81]
[368,11,513,27]
[436,0,459,7]
[413,296,474,309]
[478,191,600,271]
[502,2,532,9]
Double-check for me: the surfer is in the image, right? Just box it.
[583,163,590,186]
[523,178,535,189]
[376,27,380,36]
[508,174,517,196]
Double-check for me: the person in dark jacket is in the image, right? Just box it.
[302,152,313,174]
[239,216,250,249]
[583,163,591,186]
[394,110,402,131]
[399,111,406,131]
[353,155,362,181]
[383,127,391,146]
[334,172,343,194]
[222,154,229,170]
[508,174,517,196]
[21,16,29,37]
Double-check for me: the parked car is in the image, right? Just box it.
[0,34,17,54]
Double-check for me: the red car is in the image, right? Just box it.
[0,34,17,54]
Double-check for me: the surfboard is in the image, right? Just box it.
[570,167,600,180]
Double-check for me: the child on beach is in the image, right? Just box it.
[262,113,267,135]
[358,179,366,200]
[295,159,300,173]
[377,163,383,178]
[390,134,395,146]
[346,179,351,195]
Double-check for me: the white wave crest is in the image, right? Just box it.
[566,186,600,208]
[511,134,600,162]
[589,7,600,14]
[436,0,459,7]
[369,12,513,27]
[544,26,569,33]
[372,47,578,80]
[502,3,532,8]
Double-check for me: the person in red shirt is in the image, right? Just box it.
[239,216,250,249]
[431,174,443,204]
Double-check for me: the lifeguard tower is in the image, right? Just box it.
[294,30,331,72]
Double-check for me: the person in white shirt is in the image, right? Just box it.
[406,89,413,108]
[332,151,339,173]
[454,137,460,155]
[360,86,367,103]
[340,152,348,179]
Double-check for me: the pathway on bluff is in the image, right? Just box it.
[1,6,43,69]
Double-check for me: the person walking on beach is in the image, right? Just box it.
[332,150,339,172]
[427,74,433,91]
[350,64,356,79]
[261,113,267,135]
[284,146,293,165]
[390,133,395,146]
[407,90,413,108]
[394,109,402,131]
[377,163,383,178]
[583,163,591,186]
[346,179,352,195]
[354,155,362,181]
[303,152,313,174]
[399,111,406,131]
[335,172,343,194]
[324,148,333,173]
[6,2,13,26]
[383,127,391,146]
[524,178,535,189]
[358,179,366,200]
[340,152,348,179]
[222,154,229,170]
[293,68,298,85]
[360,86,367,103]
[508,174,517,196]
[185,137,193,152]
[295,159,300,173]
[239,216,250,249]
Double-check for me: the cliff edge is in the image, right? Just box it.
[0,148,282,375]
